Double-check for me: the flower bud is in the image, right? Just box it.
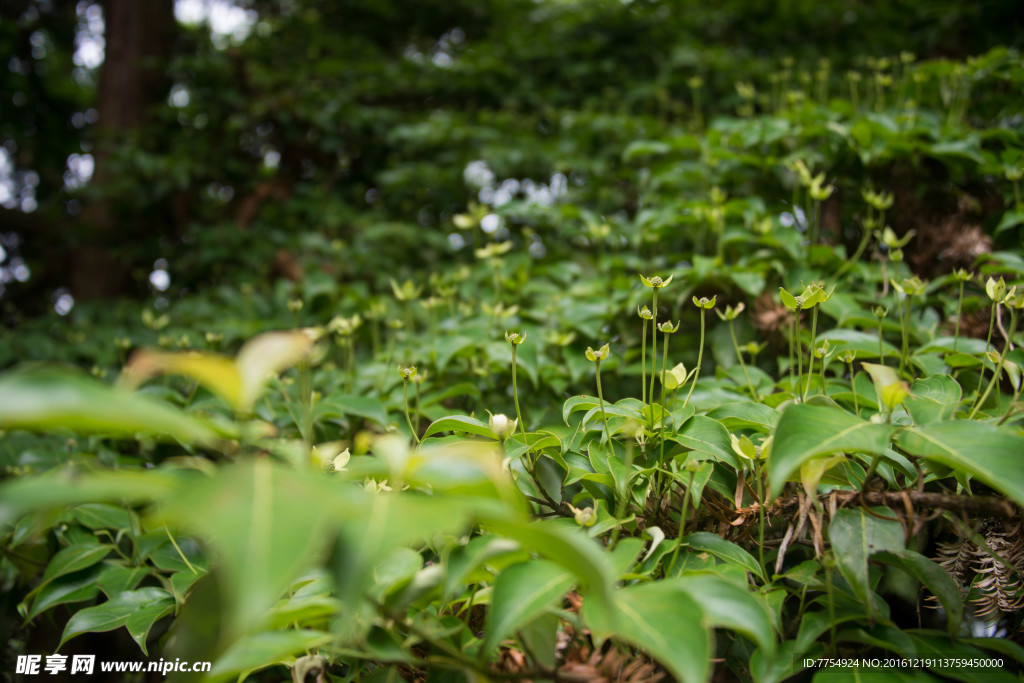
[585,343,610,362]
[488,413,517,439]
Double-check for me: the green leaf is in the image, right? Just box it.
[670,416,739,467]
[904,375,963,424]
[26,566,103,620]
[314,394,388,427]
[675,572,776,655]
[443,537,526,599]
[606,581,710,683]
[422,414,497,440]
[896,422,1024,508]
[482,560,574,655]
[59,588,175,655]
[562,395,600,426]
[27,544,112,602]
[769,404,893,495]
[207,630,334,683]
[0,370,220,445]
[874,549,962,634]
[683,531,765,581]
[71,503,137,530]
[706,403,779,432]
[828,508,904,614]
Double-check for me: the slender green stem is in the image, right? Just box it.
[978,304,998,398]
[900,295,912,375]
[970,309,1018,418]
[795,308,804,394]
[299,359,313,449]
[954,280,966,353]
[610,444,636,548]
[755,460,766,574]
[659,331,670,463]
[595,360,611,441]
[849,360,860,416]
[403,380,420,445]
[165,524,198,575]
[665,469,694,577]
[878,314,885,364]
[640,318,648,406]
[831,225,872,283]
[511,344,529,454]
[648,290,659,427]
[788,314,796,389]
[803,306,819,400]
[728,319,757,399]
[346,338,356,394]
[683,310,706,409]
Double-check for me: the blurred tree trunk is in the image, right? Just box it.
[71,0,176,301]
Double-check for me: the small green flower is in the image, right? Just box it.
[663,362,689,390]
[862,188,894,211]
[658,320,680,334]
[571,505,597,528]
[715,302,745,321]
[504,330,526,345]
[953,268,974,282]
[692,295,717,310]
[872,306,888,318]
[474,241,513,260]
[287,298,304,312]
[890,276,927,296]
[487,412,517,439]
[879,226,915,249]
[638,305,654,320]
[986,276,1008,304]
[640,274,673,289]
[585,343,610,362]
[390,278,423,302]
[397,365,417,381]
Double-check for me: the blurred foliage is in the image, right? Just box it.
[3,1,1024,681]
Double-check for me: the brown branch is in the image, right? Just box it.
[769,490,1020,518]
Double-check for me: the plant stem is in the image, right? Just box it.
[299,359,313,450]
[831,225,872,283]
[403,380,420,445]
[595,359,611,442]
[511,343,530,457]
[665,469,694,577]
[849,360,860,416]
[659,331,670,463]
[640,317,648,406]
[683,309,706,409]
[795,308,804,394]
[900,294,912,375]
[648,290,659,428]
[803,306,819,400]
[954,279,966,353]
[970,308,1018,418]
[755,460,766,574]
[728,319,757,399]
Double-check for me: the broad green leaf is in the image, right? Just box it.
[816,329,899,358]
[0,469,185,528]
[235,331,314,410]
[706,402,779,432]
[0,370,219,445]
[828,508,904,615]
[422,414,496,440]
[905,375,963,424]
[443,537,526,599]
[122,349,242,408]
[861,363,910,410]
[683,531,765,581]
[481,560,574,655]
[874,549,962,634]
[314,394,388,427]
[71,503,137,530]
[59,588,175,655]
[562,395,600,425]
[158,460,362,637]
[896,421,1024,508]
[607,581,710,683]
[676,572,776,654]
[25,566,103,620]
[27,544,112,601]
[486,519,616,637]
[670,416,739,467]
[769,404,893,495]
[207,630,334,683]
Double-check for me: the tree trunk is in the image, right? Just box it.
[71,0,175,301]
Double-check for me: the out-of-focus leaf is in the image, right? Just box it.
[206,630,334,683]
[828,508,904,615]
[58,588,175,655]
[482,560,574,656]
